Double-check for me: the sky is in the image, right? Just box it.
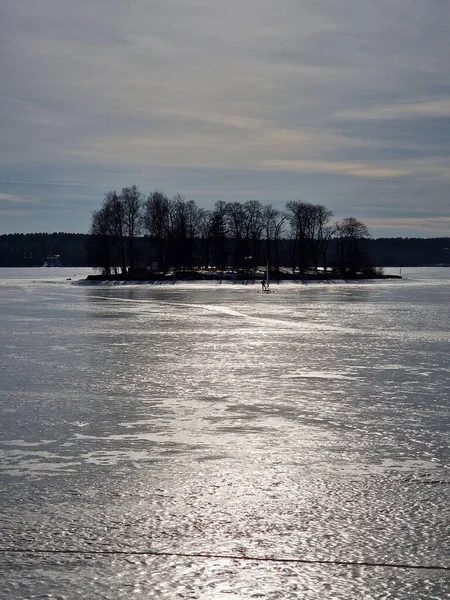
[2,0,450,237]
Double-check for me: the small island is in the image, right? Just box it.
[86,185,399,282]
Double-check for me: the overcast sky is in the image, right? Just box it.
[2,0,450,237]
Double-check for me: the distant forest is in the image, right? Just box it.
[0,233,88,267]
[1,232,449,269]
[1,190,449,271]
[2,232,449,269]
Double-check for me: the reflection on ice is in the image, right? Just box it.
[280,370,358,380]
[0,268,449,598]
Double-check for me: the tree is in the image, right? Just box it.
[185,198,202,269]
[106,190,126,273]
[243,200,264,269]
[210,201,228,269]
[286,201,317,274]
[226,202,247,269]
[197,208,213,268]
[143,190,170,271]
[305,204,334,271]
[166,195,201,269]
[121,185,143,272]
[88,190,126,274]
[262,205,286,271]
[335,217,371,275]
[88,207,113,275]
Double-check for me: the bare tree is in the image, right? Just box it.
[197,208,213,268]
[185,199,202,269]
[226,202,247,269]
[107,191,126,273]
[335,217,371,275]
[210,201,228,269]
[262,205,287,271]
[305,205,334,272]
[143,190,170,271]
[88,207,113,275]
[286,201,316,274]
[243,200,264,269]
[121,185,143,272]
[167,195,201,269]
[319,222,336,274]
[88,190,127,274]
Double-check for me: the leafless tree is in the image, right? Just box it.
[335,217,371,275]
[167,195,201,269]
[286,201,317,274]
[121,185,143,272]
[243,200,264,269]
[143,190,170,271]
[88,207,113,275]
[262,205,287,271]
[210,200,228,269]
[225,202,247,269]
[305,204,334,272]
[88,190,127,274]
[197,208,213,268]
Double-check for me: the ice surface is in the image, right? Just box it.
[0,267,449,599]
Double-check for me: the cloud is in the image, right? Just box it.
[1,0,450,235]
[0,192,38,205]
[336,98,450,121]
[0,209,34,216]
[261,160,408,179]
[364,216,450,236]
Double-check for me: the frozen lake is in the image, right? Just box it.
[0,267,449,598]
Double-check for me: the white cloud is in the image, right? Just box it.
[0,192,38,205]
[336,98,450,121]
[365,216,450,235]
[261,160,408,179]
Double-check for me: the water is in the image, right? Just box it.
[0,267,449,599]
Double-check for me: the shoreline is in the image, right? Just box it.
[81,271,402,285]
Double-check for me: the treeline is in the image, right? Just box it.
[368,237,450,267]
[0,233,88,267]
[88,185,371,276]
[1,207,449,270]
